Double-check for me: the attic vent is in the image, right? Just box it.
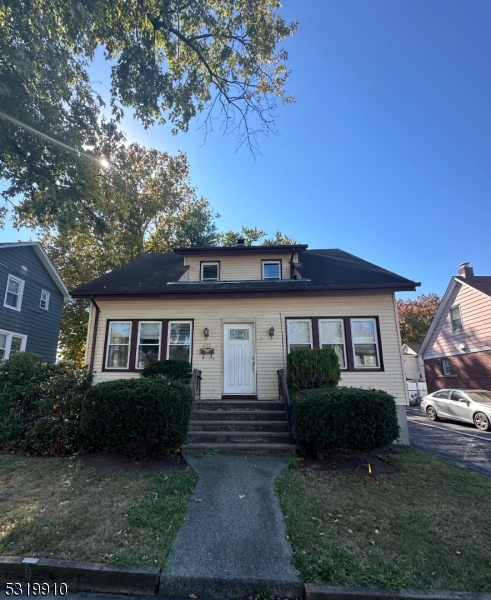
[236,237,246,246]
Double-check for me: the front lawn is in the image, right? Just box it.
[277,447,491,591]
[0,452,196,568]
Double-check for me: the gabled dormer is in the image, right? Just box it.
[173,239,309,282]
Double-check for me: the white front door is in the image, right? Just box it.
[223,323,256,395]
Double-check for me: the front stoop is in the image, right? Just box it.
[183,399,296,456]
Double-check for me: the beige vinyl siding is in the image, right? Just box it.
[185,253,291,281]
[425,282,491,358]
[87,293,407,404]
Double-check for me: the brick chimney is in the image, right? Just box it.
[458,262,474,278]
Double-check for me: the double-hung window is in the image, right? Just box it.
[201,262,219,281]
[4,274,25,311]
[0,330,27,360]
[449,306,462,332]
[442,358,452,376]
[287,319,313,352]
[262,261,281,280]
[40,290,50,310]
[105,322,132,369]
[136,322,161,368]
[319,319,347,368]
[167,321,192,361]
[351,319,380,368]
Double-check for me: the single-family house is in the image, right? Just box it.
[420,262,491,392]
[71,241,419,450]
[0,242,72,362]
[401,343,427,402]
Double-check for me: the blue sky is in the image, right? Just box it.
[2,0,490,299]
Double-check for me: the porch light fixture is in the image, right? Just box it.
[269,327,275,338]
[204,327,209,339]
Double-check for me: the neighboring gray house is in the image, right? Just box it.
[0,242,71,362]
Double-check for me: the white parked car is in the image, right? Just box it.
[420,389,491,431]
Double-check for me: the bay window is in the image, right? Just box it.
[286,316,383,371]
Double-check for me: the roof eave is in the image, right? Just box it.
[71,281,420,298]
[173,244,308,255]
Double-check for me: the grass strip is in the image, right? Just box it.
[0,453,196,568]
[277,447,491,591]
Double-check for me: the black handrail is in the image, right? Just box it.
[190,369,202,400]
[277,368,294,442]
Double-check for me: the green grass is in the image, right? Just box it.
[277,447,491,591]
[0,453,196,568]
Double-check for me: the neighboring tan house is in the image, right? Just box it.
[71,241,419,449]
[420,262,491,393]
[0,242,72,362]
[402,343,427,402]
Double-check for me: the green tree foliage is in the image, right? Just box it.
[396,293,441,345]
[41,143,218,365]
[0,0,297,229]
[218,225,298,246]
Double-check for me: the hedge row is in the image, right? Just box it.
[292,386,400,457]
[82,378,193,457]
[0,352,92,455]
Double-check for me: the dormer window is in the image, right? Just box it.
[201,262,219,281]
[262,261,281,280]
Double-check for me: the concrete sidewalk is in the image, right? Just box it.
[160,454,302,600]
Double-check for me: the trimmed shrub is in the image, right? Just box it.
[81,378,193,457]
[0,352,46,447]
[287,348,341,392]
[0,352,92,454]
[292,387,400,457]
[140,360,192,383]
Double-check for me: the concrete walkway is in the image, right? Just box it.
[161,455,302,600]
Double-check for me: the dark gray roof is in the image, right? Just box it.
[71,248,419,297]
[455,276,491,297]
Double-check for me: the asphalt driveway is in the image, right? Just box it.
[407,407,491,479]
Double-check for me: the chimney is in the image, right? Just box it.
[236,237,246,246]
[458,262,474,278]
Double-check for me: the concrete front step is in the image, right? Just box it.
[193,400,285,412]
[182,442,297,456]
[190,409,288,422]
[186,430,291,445]
[189,420,289,432]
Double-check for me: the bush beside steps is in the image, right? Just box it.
[292,387,400,458]
[82,377,193,457]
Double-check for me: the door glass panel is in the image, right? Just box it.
[230,328,249,340]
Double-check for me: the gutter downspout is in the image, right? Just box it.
[89,296,100,374]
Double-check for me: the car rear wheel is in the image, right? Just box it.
[426,406,439,421]
[473,412,491,432]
